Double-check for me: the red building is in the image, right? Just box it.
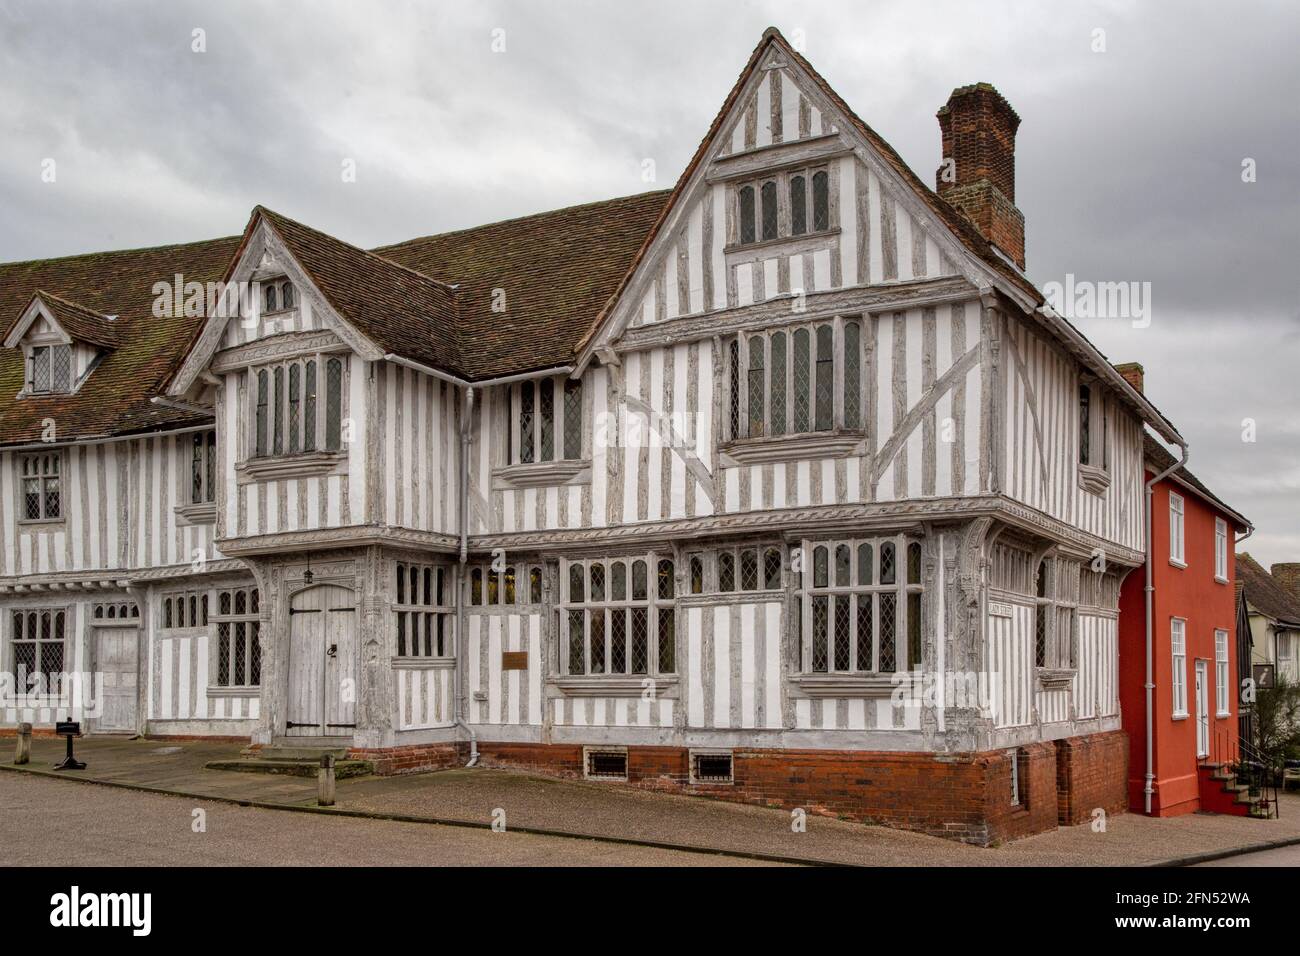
[1118,402,1251,816]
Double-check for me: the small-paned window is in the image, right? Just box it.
[795,536,923,674]
[739,186,756,245]
[162,590,209,630]
[28,344,72,394]
[508,376,582,465]
[394,562,453,658]
[10,608,67,695]
[191,430,217,504]
[20,453,62,521]
[561,555,675,676]
[727,318,863,441]
[253,356,343,458]
[467,563,546,609]
[214,587,260,687]
[734,165,832,248]
[1034,558,1076,670]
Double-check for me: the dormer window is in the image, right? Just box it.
[28,344,72,394]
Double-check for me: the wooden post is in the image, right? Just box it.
[14,722,31,765]
[318,754,336,807]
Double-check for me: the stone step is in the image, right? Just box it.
[205,757,373,778]
[255,745,350,761]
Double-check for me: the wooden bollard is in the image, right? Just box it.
[14,722,31,765]
[318,754,336,807]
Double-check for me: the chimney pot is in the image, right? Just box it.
[1114,362,1145,394]
[935,83,1025,270]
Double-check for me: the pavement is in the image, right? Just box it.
[0,772,771,866]
[3,736,1299,866]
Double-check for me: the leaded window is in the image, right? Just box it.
[468,562,546,608]
[795,537,923,674]
[263,279,296,313]
[507,376,582,465]
[20,453,61,521]
[162,590,208,630]
[252,355,344,458]
[28,344,72,394]
[726,317,864,441]
[1034,559,1076,670]
[696,546,784,593]
[734,165,833,248]
[10,608,67,695]
[561,555,676,676]
[214,587,260,687]
[394,562,453,658]
[191,430,217,504]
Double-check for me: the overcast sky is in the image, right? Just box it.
[2,0,1296,565]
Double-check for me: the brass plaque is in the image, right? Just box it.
[502,651,529,670]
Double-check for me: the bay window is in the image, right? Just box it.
[252,354,344,458]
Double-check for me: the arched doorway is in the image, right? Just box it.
[285,584,357,738]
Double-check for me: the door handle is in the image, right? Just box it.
[327,644,337,658]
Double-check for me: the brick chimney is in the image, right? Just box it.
[1114,362,1144,394]
[1270,563,1300,602]
[935,83,1025,270]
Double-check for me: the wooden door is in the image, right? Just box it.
[286,585,356,737]
[93,626,138,732]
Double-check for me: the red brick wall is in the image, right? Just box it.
[349,742,468,775]
[474,739,1097,845]
[1054,730,1129,825]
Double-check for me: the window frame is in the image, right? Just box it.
[393,561,456,660]
[731,164,834,250]
[1214,628,1230,717]
[1171,617,1188,718]
[27,343,74,395]
[1033,558,1077,673]
[794,536,923,676]
[9,607,69,698]
[724,316,865,444]
[688,546,785,594]
[211,586,261,689]
[1169,492,1186,567]
[559,554,676,678]
[505,375,584,467]
[191,429,218,505]
[18,451,64,523]
[1214,517,1228,583]
[248,353,346,461]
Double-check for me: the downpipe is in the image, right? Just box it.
[454,385,479,768]
[1144,439,1188,814]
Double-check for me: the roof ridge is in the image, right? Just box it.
[255,206,461,294]
[0,234,240,269]
[372,188,673,254]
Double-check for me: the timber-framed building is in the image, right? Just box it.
[0,29,1181,843]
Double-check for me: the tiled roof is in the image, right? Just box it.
[253,207,467,378]
[1237,552,1300,626]
[0,237,241,445]
[1143,433,1250,530]
[24,289,122,349]
[376,190,670,379]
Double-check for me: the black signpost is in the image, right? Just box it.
[53,718,85,770]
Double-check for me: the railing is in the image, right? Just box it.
[1204,728,1279,818]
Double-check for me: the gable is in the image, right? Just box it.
[581,31,1017,364]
